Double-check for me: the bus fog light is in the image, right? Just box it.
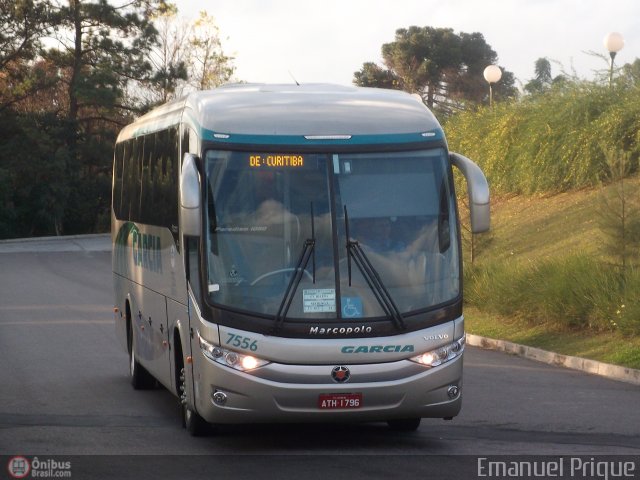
[410,336,465,368]
[447,385,459,399]
[213,391,227,406]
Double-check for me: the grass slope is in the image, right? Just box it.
[476,187,606,263]
[462,177,640,369]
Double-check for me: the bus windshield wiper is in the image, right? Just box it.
[344,206,406,332]
[272,203,316,334]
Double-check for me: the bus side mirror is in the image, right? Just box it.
[450,152,490,233]
[180,153,202,237]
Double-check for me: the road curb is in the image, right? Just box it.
[0,234,110,253]
[0,233,109,244]
[466,334,640,386]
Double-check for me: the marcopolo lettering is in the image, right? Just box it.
[341,345,415,354]
[309,326,373,335]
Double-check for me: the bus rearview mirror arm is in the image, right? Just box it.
[450,152,490,233]
[180,153,202,236]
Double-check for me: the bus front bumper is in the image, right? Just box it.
[191,352,463,424]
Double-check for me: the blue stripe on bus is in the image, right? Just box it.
[200,129,444,145]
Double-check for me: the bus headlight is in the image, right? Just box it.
[409,335,465,368]
[198,332,270,372]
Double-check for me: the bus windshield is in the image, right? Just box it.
[204,148,459,321]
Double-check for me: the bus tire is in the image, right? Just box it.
[387,418,421,432]
[128,314,155,390]
[179,366,210,436]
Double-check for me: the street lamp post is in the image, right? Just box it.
[483,65,502,107]
[604,32,624,87]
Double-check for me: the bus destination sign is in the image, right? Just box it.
[249,154,305,168]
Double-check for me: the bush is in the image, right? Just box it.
[464,255,639,334]
[446,82,640,194]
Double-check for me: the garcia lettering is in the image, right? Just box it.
[341,345,414,354]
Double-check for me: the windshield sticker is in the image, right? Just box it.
[341,297,363,318]
[208,284,220,293]
[215,226,268,233]
[228,266,240,279]
[303,289,336,313]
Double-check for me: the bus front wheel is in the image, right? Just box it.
[175,337,209,435]
[179,366,210,436]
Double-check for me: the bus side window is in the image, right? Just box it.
[139,133,155,226]
[189,127,198,154]
[181,128,189,157]
[127,137,142,222]
[186,236,202,305]
[113,143,124,219]
[120,139,134,222]
[438,179,451,253]
[156,130,170,226]
[169,126,180,231]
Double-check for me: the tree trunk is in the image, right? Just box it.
[68,0,82,138]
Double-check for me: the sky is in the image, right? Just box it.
[170,0,638,88]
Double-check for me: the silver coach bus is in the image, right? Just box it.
[112,84,489,435]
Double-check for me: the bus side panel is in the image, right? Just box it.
[112,217,187,389]
[134,282,171,387]
[188,296,224,418]
[113,272,128,354]
[167,298,190,395]
[112,216,129,354]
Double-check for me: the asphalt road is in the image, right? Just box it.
[0,236,638,478]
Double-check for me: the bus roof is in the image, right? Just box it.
[117,84,444,145]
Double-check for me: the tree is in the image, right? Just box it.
[0,1,70,237]
[598,149,640,278]
[354,26,517,115]
[524,57,567,95]
[0,0,55,111]
[448,31,516,106]
[48,0,173,127]
[42,0,179,234]
[353,62,400,90]
[187,11,235,90]
[0,109,70,237]
[620,58,640,87]
[1,0,189,237]
[142,2,188,105]
[0,0,44,67]
[524,58,552,95]
[139,9,235,104]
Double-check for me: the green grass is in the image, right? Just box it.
[468,185,616,264]
[445,82,640,195]
[445,81,640,369]
[465,307,640,369]
[459,178,640,370]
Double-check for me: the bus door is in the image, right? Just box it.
[134,282,171,386]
